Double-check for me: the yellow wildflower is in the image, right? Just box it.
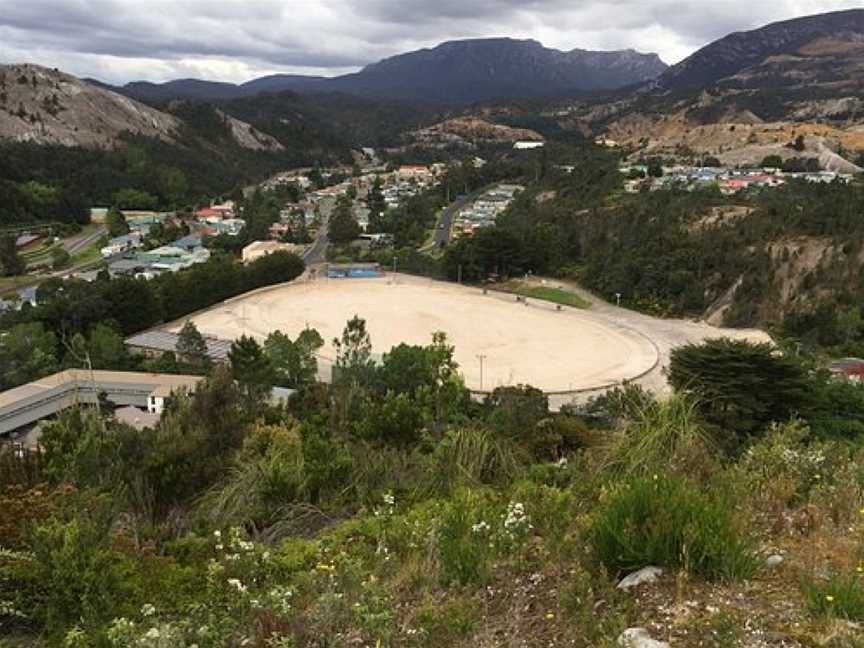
[545,612,555,620]
[825,595,835,603]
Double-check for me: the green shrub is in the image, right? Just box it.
[436,489,498,586]
[414,595,478,645]
[29,517,137,638]
[589,475,757,581]
[729,420,831,510]
[602,394,719,481]
[423,428,524,495]
[510,481,576,556]
[803,572,864,621]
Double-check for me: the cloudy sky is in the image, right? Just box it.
[0,0,861,84]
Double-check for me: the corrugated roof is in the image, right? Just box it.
[0,369,202,409]
[125,330,233,361]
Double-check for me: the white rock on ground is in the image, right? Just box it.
[765,554,784,568]
[617,566,664,590]
[617,627,671,648]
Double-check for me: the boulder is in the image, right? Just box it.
[617,628,670,648]
[617,566,664,590]
[765,554,784,568]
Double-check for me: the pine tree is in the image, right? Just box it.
[176,321,210,369]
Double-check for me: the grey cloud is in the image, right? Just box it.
[0,0,861,83]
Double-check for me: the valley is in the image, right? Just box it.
[3,6,864,648]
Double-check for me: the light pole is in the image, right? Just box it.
[393,255,398,275]
[476,354,486,391]
[615,292,621,308]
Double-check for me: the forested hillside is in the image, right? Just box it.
[444,146,864,355]
[0,97,354,224]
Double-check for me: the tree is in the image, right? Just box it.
[229,335,276,403]
[243,251,305,289]
[105,208,129,238]
[333,315,374,386]
[66,322,128,371]
[175,321,210,369]
[668,338,812,442]
[156,166,189,207]
[761,155,783,169]
[328,196,361,245]
[366,177,387,232]
[111,188,158,211]
[50,247,70,270]
[647,160,664,178]
[487,384,549,439]
[86,323,129,370]
[263,328,324,389]
[0,234,25,276]
[0,322,58,389]
[356,390,425,446]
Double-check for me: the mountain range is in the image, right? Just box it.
[653,8,864,94]
[2,8,864,167]
[107,38,668,104]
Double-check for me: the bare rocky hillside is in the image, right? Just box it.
[0,64,180,147]
[409,116,543,147]
[0,63,284,152]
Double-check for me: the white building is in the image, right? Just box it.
[513,141,545,150]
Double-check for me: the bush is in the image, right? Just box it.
[436,489,498,586]
[589,475,757,581]
[423,428,524,495]
[668,338,811,443]
[730,420,828,511]
[602,394,718,481]
[803,572,864,621]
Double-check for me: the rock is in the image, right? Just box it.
[617,566,664,590]
[617,628,671,648]
[765,554,784,568]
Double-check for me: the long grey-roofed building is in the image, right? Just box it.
[0,370,202,436]
[125,330,233,362]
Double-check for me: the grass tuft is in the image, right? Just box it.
[589,474,758,581]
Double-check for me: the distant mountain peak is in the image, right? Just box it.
[656,8,864,92]
[109,37,666,104]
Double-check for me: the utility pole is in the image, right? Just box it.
[457,264,462,284]
[476,354,486,391]
[393,255,398,275]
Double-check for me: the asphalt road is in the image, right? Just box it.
[64,226,106,254]
[302,197,334,265]
[432,184,496,248]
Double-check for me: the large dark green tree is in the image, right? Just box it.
[263,328,324,389]
[333,315,374,387]
[176,321,210,370]
[0,234,25,277]
[0,322,58,389]
[328,196,361,245]
[229,335,276,403]
[105,208,130,238]
[668,338,811,441]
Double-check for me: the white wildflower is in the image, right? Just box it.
[227,578,247,594]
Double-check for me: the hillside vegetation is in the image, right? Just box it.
[2,327,864,647]
[444,146,864,357]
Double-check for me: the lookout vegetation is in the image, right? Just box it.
[1,329,864,647]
